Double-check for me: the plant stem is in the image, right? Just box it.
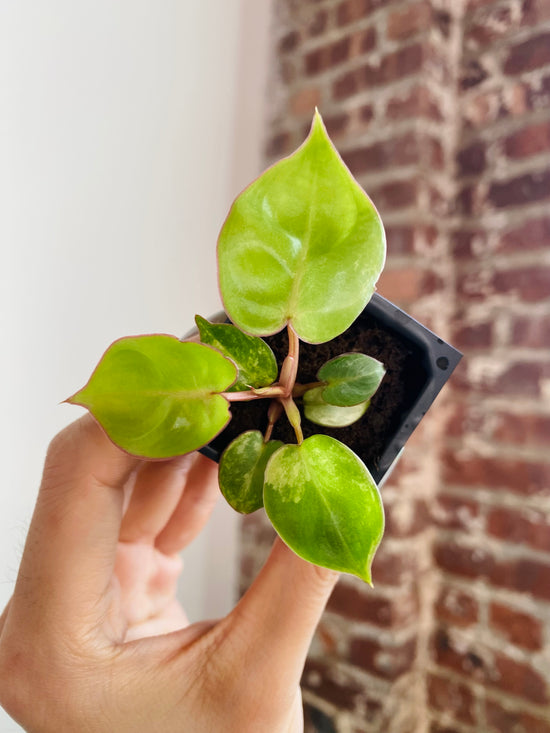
[222,385,285,402]
[292,381,324,398]
[264,400,283,442]
[282,396,303,444]
[279,324,300,397]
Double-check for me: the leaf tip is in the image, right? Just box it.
[64,388,86,407]
[362,567,374,586]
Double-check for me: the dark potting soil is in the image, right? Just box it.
[209,310,429,475]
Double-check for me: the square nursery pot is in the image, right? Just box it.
[197,294,462,486]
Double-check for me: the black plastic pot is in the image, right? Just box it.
[198,294,462,485]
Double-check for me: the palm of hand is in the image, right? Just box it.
[0,417,337,733]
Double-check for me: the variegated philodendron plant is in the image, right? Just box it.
[69,111,387,582]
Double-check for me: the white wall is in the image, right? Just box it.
[0,2,272,729]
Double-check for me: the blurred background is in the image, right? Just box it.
[2,1,550,732]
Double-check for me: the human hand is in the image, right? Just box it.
[0,415,338,732]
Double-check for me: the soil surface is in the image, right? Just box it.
[209,310,428,476]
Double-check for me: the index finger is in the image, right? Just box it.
[10,414,138,635]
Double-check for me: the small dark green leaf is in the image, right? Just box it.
[218,110,386,344]
[319,353,385,406]
[263,435,384,582]
[195,315,278,392]
[303,386,369,427]
[219,431,283,514]
[67,336,237,458]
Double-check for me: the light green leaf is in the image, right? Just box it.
[67,336,237,458]
[218,110,386,344]
[195,315,278,392]
[304,386,369,427]
[319,353,386,406]
[219,431,283,514]
[264,435,384,582]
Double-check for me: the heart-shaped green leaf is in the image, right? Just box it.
[263,435,384,582]
[219,430,283,514]
[303,386,369,427]
[218,110,386,344]
[195,315,278,392]
[67,336,237,458]
[318,353,386,406]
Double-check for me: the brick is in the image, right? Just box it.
[387,2,432,41]
[427,137,445,169]
[457,141,486,176]
[433,628,491,680]
[490,557,550,601]
[308,10,328,38]
[323,112,349,138]
[378,43,425,83]
[265,131,291,158]
[328,583,419,626]
[377,267,424,301]
[350,636,417,680]
[278,30,300,54]
[302,659,365,711]
[386,85,443,121]
[290,87,321,116]
[450,230,485,259]
[359,103,374,124]
[494,654,549,704]
[455,184,475,215]
[304,37,353,76]
[522,0,550,25]
[342,132,420,173]
[461,59,488,89]
[493,412,550,446]
[492,266,550,302]
[333,68,360,99]
[386,226,414,255]
[504,31,550,74]
[442,451,549,494]
[357,25,377,53]
[497,216,550,253]
[489,601,543,650]
[451,321,493,348]
[444,403,485,438]
[371,547,419,586]
[337,0,370,27]
[385,499,430,537]
[470,4,520,45]
[435,585,479,627]
[433,629,549,704]
[333,44,427,98]
[489,170,550,208]
[434,541,495,580]
[486,699,550,733]
[487,506,550,552]
[505,121,550,158]
[427,673,475,724]
[371,179,418,211]
[331,36,351,65]
[305,48,326,76]
[491,361,544,397]
[432,494,480,530]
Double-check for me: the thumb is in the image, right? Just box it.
[229,538,338,686]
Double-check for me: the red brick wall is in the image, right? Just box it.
[239,1,550,731]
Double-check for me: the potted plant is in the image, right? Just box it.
[68,111,461,584]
